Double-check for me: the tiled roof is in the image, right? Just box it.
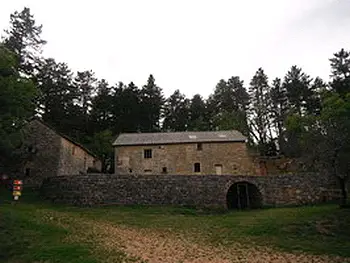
[113,130,247,146]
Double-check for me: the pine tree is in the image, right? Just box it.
[73,70,97,138]
[3,7,46,75]
[90,79,112,133]
[74,70,96,115]
[140,74,165,132]
[269,77,287,153]
[305,77,325,116]
[249,68,271,154]
[226,76,250,135]
[329,49,350,97]
[209,77,250,135]
[330,48,350,79]
[212,79,235,112]
[110,82,125,134]
[36,58,75,132]
[118,82,142,132]
[283,66,312,116]
[188,94,209,131]
[163,90,190,131]
[227,76,250,112]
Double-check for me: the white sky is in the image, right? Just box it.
[1,0,350,97]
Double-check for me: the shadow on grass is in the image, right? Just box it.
[0,207,98,263]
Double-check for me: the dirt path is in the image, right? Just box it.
[42,210,349,263]
[94,225,347,263]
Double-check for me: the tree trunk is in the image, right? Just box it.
[338,177,348,207]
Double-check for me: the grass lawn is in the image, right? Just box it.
[1,187,350,263]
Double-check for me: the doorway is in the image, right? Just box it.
[215,164,223,175]
[226,182,262,209]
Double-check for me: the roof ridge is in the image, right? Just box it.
[113,130,246,146]
[118,130,240,135]
[30,119,99,158]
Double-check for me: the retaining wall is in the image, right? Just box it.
[40,173,340,208]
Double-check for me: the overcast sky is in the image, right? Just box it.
[1,0,350,97]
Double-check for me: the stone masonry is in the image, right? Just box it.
[40,173,339,208]
[21,120,101,187]
[115,142,254,176]
[22,120,62,187]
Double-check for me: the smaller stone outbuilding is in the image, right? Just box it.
[113,130,254,176]
[21,119,101,187]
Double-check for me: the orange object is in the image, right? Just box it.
[13,191,22,196]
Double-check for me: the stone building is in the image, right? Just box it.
[21,119,101,186]
[113,130,254,175]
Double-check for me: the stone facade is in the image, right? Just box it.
[58,137,100,175]
[115,142,254,176]
[22,120,101,187]
[40,173,340,208]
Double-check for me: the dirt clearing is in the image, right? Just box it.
[42,210,348,263]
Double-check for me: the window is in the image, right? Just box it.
[144,169,152,173]
[72,146,76,155]
[144,149,152,159]
[194,163,201,173]
[25,168,30,176]
[162,167,167,173]
[129,168,133,173]
[197,143,203,151]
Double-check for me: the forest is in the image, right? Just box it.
[0,8,349,202]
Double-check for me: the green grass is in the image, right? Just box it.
[73,204,350,257]
[0,188,133,263]
[1,187,350,262]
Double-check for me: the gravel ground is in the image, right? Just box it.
[43,210,349,263]
[96,223,348,263]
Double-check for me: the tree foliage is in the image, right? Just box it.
[1,6,350,194]
[163,90,190,131]
[140,75,164,132]
[248,68,271,153]
[3,7,46,75]
[188,94,209,131]
[0,45,37,172]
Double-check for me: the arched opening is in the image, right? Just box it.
[226,182,262,210]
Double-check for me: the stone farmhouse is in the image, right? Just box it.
[41,129,340,209]
[113,130,255,176]
[21,119,101,187]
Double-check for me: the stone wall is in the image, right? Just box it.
[20,120,101,187]
[40,173,340,208]
[57,137,101,175]
[115,142,254,176]
[22,120,62,187]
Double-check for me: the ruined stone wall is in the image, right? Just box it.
[22,120,61,187]
[115,142,254,176]
[41,173,339,208]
